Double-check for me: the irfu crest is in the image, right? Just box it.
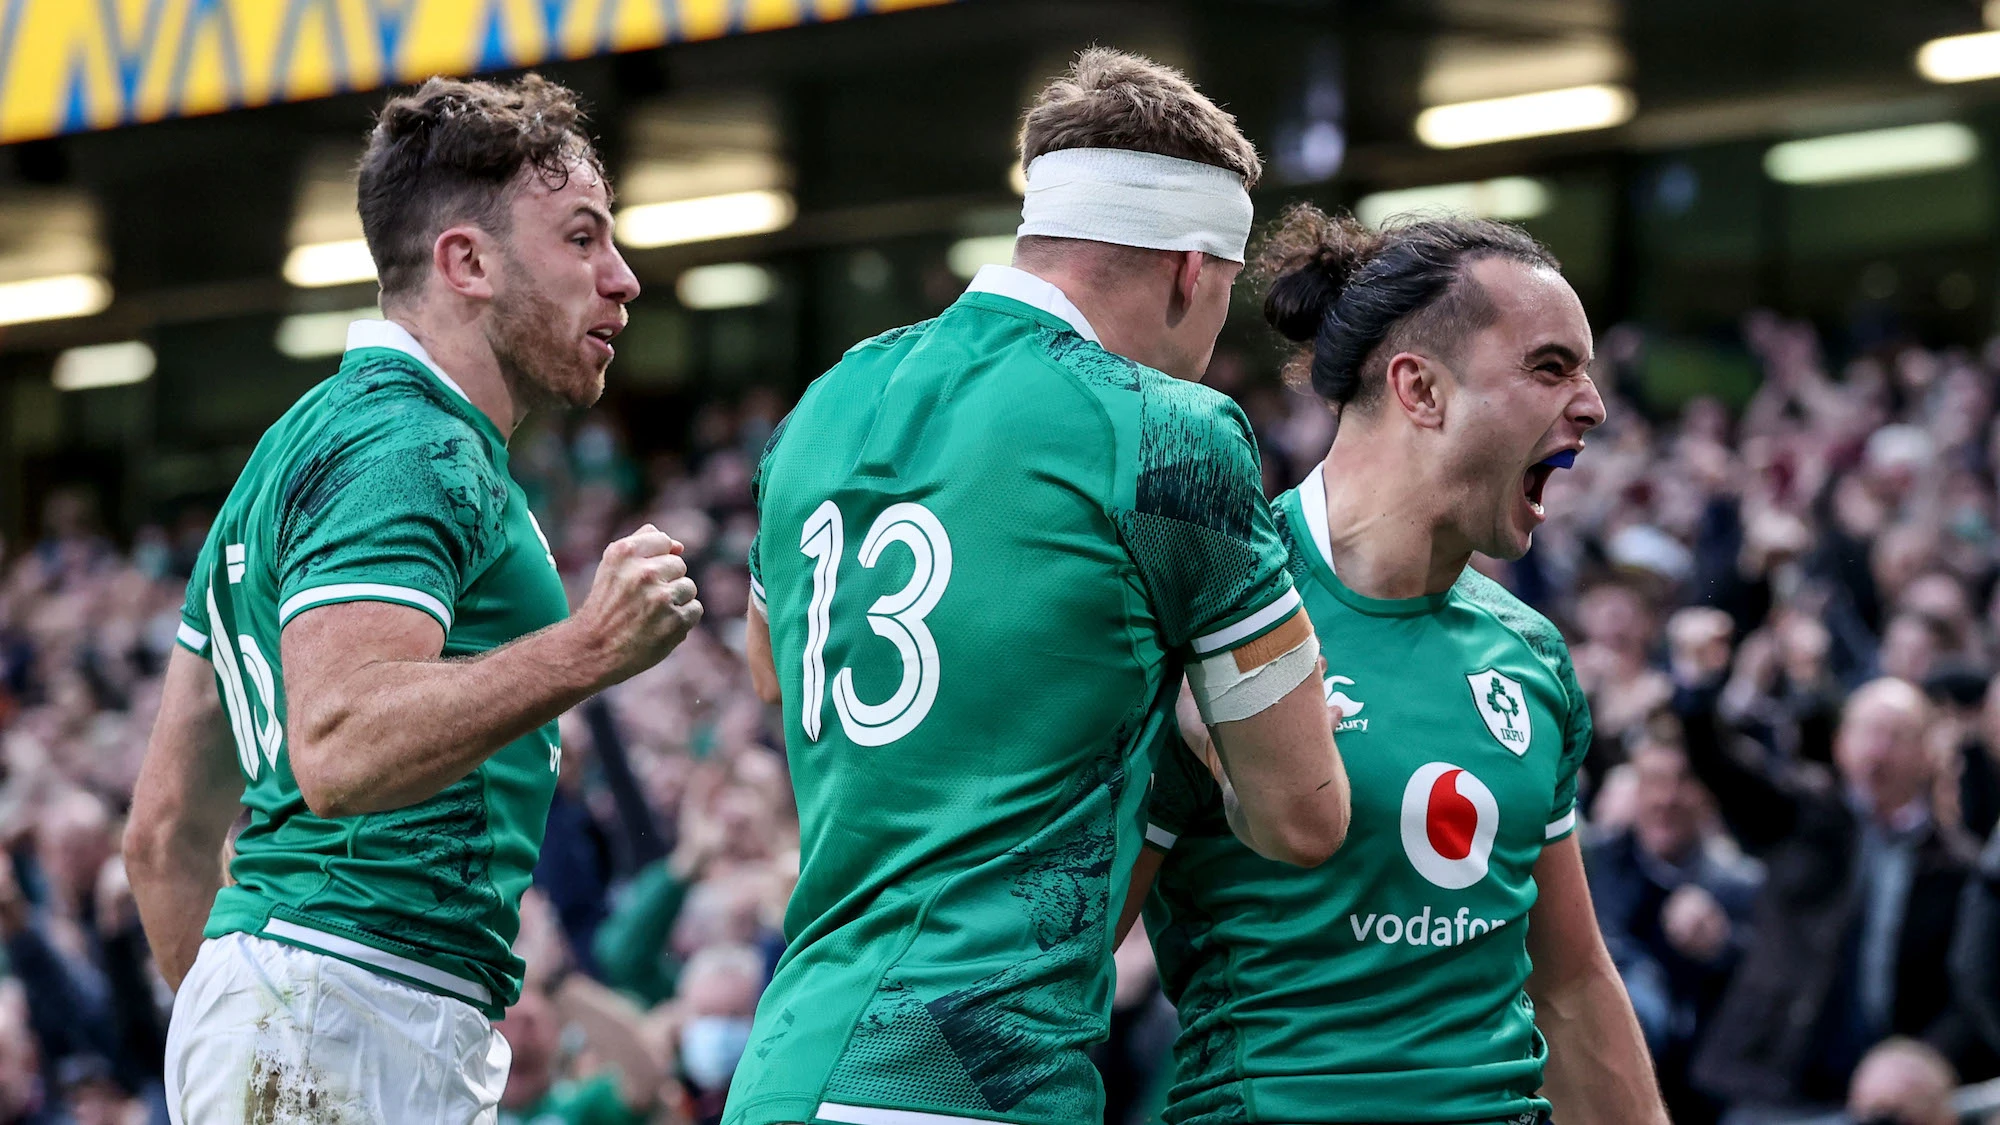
[1467,670,1532,756]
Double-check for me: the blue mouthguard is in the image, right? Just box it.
[1537,450,1577,470]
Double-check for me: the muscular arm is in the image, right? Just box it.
[285,529,701,818]
[1525,835,1668,1125]
[1207,673,1350,868]
[124,647,244,988]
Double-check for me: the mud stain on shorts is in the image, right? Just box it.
[246,1050,362,1125]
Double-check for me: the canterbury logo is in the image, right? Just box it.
[1324,674,1367,733]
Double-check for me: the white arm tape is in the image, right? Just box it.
[1188,629,1319,725]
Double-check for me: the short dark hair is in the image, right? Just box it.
[358,74,604,300]
[1018,48,1262,187]
[1254,203,1559,410]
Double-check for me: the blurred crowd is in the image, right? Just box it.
[2,310,2000,1125]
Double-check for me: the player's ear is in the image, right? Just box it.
[1386,351,1445,430]
[432,225,496,301]
[1171,250,1205,315]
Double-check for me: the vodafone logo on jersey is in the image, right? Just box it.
[1399,762,1500,890]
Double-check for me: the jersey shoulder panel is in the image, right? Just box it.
[1452,569,1593,812]
[1452,570,1565,659]
[274,358,510,619]
[842,315,939,358]
[1030,337,1291,653]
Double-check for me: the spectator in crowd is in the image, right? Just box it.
[670,944,762,1125]
[1954,825,2000,1062]
[1668,631,1985,1121]
[1847,1038,1960,1125]
[0,981,55,1125]
[0,797,163,1124]
[1586,736,1762,1125]
[501,891,675,1125]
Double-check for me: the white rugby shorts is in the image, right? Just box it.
[164,932,510,1124]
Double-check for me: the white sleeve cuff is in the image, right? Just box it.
[1545,807,1578,840]
[175,622,209,654]
[277,583,453,630]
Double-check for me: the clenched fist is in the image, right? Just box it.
[572,524,704,686]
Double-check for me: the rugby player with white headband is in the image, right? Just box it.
[727,49,1349,1125]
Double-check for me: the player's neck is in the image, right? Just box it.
[387,308,527,441]
[1016,263,1190,379]
[1317,433,1473,599]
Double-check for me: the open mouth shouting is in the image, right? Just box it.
[1521,447,1578,523]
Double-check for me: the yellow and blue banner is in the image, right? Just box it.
[0,0,953,144]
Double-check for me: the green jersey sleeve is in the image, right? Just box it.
[1118,381,1298,660]
[1144,732,1225,851]
[1547,647,1592,841]
[273,417,504,633]
[746,413,791,614]
[177,531,221,656]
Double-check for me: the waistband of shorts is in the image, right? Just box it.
[254,916,494,1009]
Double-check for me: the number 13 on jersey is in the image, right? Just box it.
[798,500,953,747]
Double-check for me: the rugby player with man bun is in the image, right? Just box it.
[1131,205,1669,1125]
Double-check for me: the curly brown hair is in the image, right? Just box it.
[358,74,606,300]
[1018,48,1261,186]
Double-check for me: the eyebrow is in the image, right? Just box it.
[1526,342,1591,370]
[571,203,612,232]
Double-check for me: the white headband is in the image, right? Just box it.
[1016,148,1254,263]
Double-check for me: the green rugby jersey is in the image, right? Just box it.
[1143,465,1591,1125]
[727,266,1301,1125]
[175,320,568,1018]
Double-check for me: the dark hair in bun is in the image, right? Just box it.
[1253,203,1559,410]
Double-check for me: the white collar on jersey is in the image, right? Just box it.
[1295,463,1338,575]
[344,319,474,405]
[964,264,1101,343]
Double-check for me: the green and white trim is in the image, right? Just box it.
[260,916,491,1008]
[344,319,472,404]
[277,583,453,631]
[817,1103,1014,1125]
[175,621,209,655]
[1189,587,1302,656]
[1545,806,1578,841]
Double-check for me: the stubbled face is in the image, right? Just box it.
[1433,257,1604,560]
[484,160,640,411]
[1168,256,1243,380]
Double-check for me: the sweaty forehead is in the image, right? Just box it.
[1468,256,1591,361]
[513,158,610,216]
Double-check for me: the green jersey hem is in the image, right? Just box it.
[207,892,503,1017]
[812,1099,1027,1124]
[1204,1072,1547,1125]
